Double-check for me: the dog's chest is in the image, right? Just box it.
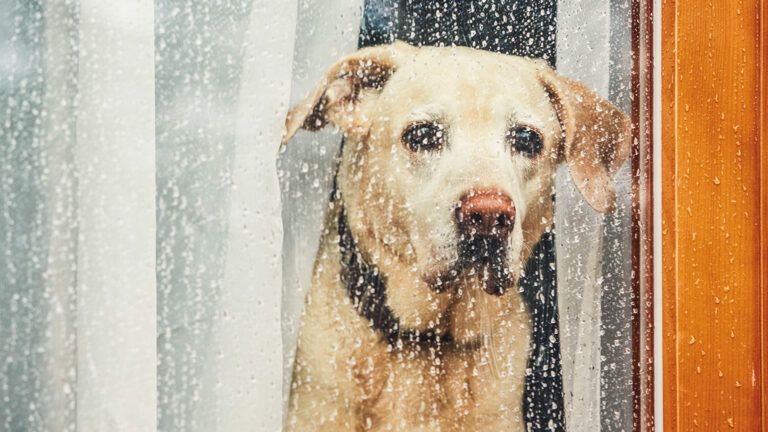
[352,342,527,432]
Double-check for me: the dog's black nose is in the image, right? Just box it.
[455,189,516,238]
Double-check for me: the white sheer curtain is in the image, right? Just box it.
[212,1,295,429]
[555,1,611,429]
[2,0,156,430]
[75,1,156,430]
[0,1,632,430]
[1,1,290,430]
[556,1,633,430]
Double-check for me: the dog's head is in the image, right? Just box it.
[283,42,630,342]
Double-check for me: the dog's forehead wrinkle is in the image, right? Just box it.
[385,56,544,104]
[404,104,444,121]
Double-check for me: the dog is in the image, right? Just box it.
[281,41,630,431]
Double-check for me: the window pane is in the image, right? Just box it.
[280,1,652,430]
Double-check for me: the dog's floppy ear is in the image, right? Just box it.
[538,67,631,213]
[282,42,414,144]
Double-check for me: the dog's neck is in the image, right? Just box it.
[336,199,454,348]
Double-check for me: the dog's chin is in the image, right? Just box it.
[418,258,519,348]
[447,267,520,347]
[422,258,517,297]
[422,264,463,294]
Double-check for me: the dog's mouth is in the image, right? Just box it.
[425,235,515,296]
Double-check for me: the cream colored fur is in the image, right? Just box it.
[282,42,630,431]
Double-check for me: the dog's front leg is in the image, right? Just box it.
[285,236,371,432]
[285,374,358,432]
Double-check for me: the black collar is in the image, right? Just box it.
[336,200,453,348]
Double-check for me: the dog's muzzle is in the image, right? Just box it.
[455,189,516,296]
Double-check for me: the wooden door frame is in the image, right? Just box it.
[661,0,768,430]
[630,0,656,430]
[762,0,768,427]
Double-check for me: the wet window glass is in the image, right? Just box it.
[1,0,653,431]
[280,1,652,431]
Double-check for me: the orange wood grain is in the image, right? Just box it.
[761,0,768,429]
[661,2,679,429]
[662,0,767,430]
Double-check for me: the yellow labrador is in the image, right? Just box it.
[281,42,630,431]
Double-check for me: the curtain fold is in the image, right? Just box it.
[75,0,156,429]
[279,0,365,405]
[40,1,79,430]
[1,2,53,430]
[155,1,253,429]
[212,1,296,430]
[554,1,634,430]
[2,1,157,430]
[554,1,627,430]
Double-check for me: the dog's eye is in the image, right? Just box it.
[507,126,543,157]
[402,122,445,152]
